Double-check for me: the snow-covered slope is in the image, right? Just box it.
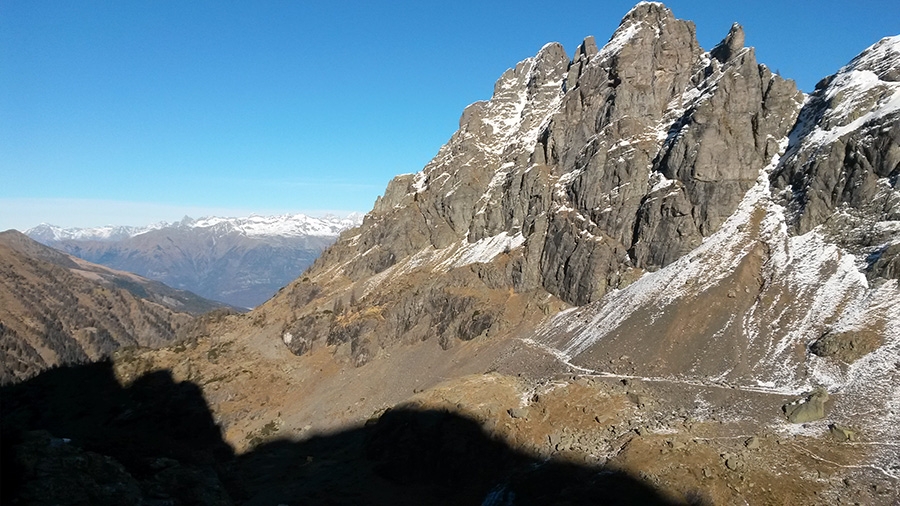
[26,223,167,242]
[187,213,363,238]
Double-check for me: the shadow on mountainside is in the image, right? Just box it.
[2,361,692,505]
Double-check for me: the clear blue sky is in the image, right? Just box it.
[1,1,896,231]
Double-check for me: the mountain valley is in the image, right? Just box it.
[3,3,899,504]
[27,214,362,309]
[0,230,233,383]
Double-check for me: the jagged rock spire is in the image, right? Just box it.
[710,22,746,63]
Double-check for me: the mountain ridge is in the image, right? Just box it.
[195,4,898,500]
[264,2,815,365]
[27,212,363,242]
[0,230,233,383]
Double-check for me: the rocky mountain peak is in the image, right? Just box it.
[802,35,900,135]
[594,0,695,66]
[250,9,897,426]
[846,35,900,82]
[260,3,820,371]
[620,1,671,24]
[710,22,746,63]
[574,35,598,61]
[565,2,702,136]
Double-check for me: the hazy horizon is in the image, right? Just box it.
[0,198,364,232]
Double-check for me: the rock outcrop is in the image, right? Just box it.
[782,388,829,424]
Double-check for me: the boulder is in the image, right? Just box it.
[782,388,829,423]
[829,424,858,442]
[507,407,529,419]
[810,329,883,363]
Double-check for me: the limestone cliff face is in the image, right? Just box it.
[258,4,897,368]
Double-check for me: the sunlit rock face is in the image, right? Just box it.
[264,3,811,360]
[244,5,898,478]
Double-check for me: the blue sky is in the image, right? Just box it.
[1,1,897,231]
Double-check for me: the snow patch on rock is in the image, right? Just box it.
[437,232,526,271]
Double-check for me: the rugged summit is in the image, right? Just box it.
[771,35,900,278]
[266,2,813,363]
[224,5,897,499]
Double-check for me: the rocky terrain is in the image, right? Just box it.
[0,230,232,383]
[28,213,362,308]
[2,3,899,505]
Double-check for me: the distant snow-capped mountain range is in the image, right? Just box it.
[25,213,364,309]
[26,213,365,243]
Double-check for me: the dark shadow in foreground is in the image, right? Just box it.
[2,361,692,505]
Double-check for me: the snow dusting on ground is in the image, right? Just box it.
[528,132,900,470]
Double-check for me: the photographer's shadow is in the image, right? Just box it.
[2,361,687,505]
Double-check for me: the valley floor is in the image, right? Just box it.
[57,325,896,505]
